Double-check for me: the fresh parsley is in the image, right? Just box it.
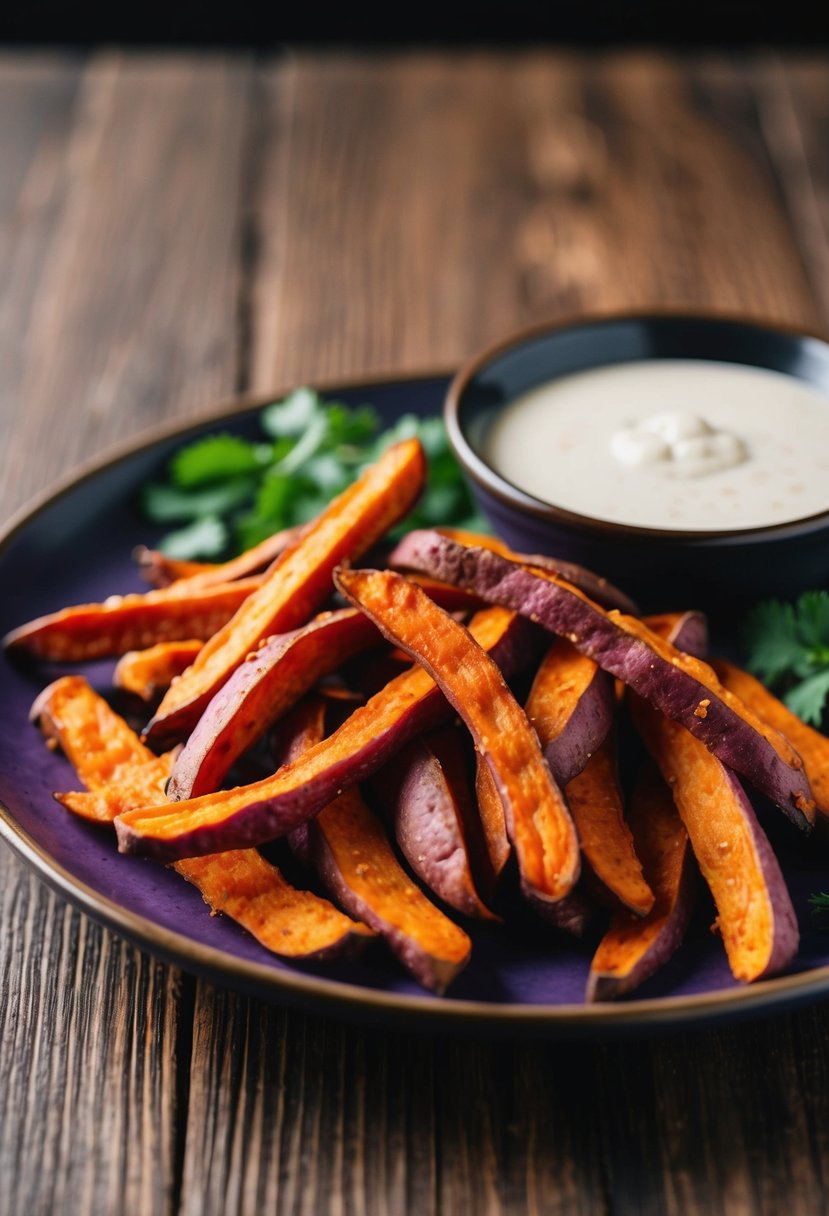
[142,387,488,560]
[743,590,829,726]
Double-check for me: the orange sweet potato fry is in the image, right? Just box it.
[113,639,204,701]
[280,699,472,992]
[525,638,614,785]
[632,695,799,983]
[168,577,482,801]
[295,785,471,992]
[473,755,512,885]
[173,849,375,960]
[5,578,263,661]
[713,657,829,820]
[31,674,160,784]
[143,437,427,744]
[115,606,532,861]
[31,676,374,959]
[134,524,302,588]
[335,567,579,904]
[564,735,654,916]
[587,761,694,1001]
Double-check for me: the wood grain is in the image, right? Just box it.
[0,51,251,1216]
[4,47,829,1216]
[247,51,822,395]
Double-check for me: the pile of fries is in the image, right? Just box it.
[7,436,829,998]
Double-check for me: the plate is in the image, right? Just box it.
[2,373,829,1037]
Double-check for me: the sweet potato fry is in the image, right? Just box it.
[169,577,483,801]
[473,756,512,885]
[134,524,302,588]
[134,550,215,585]
[335,568,580,904]
[31,674,159,783]
[174,849,375,960]
[565,736,654,916]
[5,578,263,662]
[168,609,381,799]
[632,695,799,983]
[713,657,829,819]
[433,528,638,613]
[642,611,709,658]
[31,676,374,960]
[587,761,694,1001]
[525,638,615,785]
[370,729,497,919]
[57,754,176,823]
[388,529,814,829]
[294,786,472,992]
[278,701,472,991]
[143,437,427,745]
[115,606,534,862]
[113,640,204,701]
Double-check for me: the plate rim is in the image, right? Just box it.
[3,369,829,1035]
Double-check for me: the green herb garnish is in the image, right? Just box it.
[743,591,829,726]
[142,388,488,559]
[809,892,829,925]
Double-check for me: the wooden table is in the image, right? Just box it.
[2,48,829,1214]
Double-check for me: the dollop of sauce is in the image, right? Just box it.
[609,411,747,478]
[482,359,829,531]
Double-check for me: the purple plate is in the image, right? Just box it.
[2,374,829,1037]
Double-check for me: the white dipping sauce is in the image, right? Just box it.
[483,359,829,531]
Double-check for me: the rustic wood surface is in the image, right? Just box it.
[2,47,829,1215]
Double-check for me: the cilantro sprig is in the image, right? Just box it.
[743,590,829,726]
[142,387,487,559]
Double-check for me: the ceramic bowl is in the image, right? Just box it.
[445,312,829,611]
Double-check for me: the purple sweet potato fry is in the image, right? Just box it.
[386,530,813,829]
[370,730,496,919]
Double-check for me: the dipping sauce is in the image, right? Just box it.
[483,359,829,531]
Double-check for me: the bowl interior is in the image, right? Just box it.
[453,314,829,523]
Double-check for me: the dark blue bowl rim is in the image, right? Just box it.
[446,310,829,543]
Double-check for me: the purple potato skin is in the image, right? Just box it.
[370,735,492,919]
[608,609,799,993]
[542,666,615,787]
[168,609,379,800]
[513,552,638,615]
[387,531,813,829]
[525,885,596,938]
[661,609,798,981]
[116,612,539,862]
[718,765,800,979]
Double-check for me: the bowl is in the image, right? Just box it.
[445,312,829,612]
